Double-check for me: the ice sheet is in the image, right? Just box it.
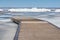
[0,20,18,40]
[36,17,60,28]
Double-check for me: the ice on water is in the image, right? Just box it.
[0,12,60,40]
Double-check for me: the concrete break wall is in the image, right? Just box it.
[12,16,60,40]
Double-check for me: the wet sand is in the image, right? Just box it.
[18,21,60,40]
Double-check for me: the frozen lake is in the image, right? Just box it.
[0,12,60,40]
[11,12,60,28]
[0,12,60,28]
[0,20,18,40]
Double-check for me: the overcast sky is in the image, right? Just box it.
[0,0,60,7]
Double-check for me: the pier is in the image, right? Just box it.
[12,16,60,40]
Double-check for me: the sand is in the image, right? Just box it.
[18,21,60,40]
